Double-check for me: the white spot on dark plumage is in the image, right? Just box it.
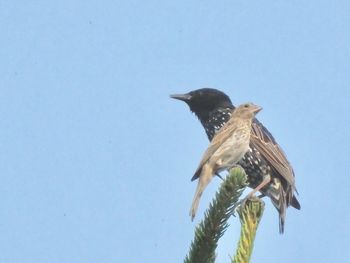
[197,102,297,231]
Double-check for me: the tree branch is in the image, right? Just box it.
[184,167,247,263]
[232,197,265,263]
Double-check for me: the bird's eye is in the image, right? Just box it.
[244,104,249,108]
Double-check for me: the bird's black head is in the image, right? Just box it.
[170,88,234,121]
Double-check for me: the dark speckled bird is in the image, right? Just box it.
[190,103,262,220]
[171,88,300,233]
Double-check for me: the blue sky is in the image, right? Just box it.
[0,1,349,262]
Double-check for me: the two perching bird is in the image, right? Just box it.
[171,88,300,233]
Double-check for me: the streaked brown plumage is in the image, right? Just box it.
[171,88,300,233]
[190,103,262,220]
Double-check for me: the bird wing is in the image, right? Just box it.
[191,118,238,181]
[250,120,296,189]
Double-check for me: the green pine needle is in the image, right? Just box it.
[184,167,248,263]
[232,197,265,263]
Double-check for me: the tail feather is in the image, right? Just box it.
[278,200,286,234]
[275,189,286,234]
[191,166,202,181]
[190,164,214,220]
[291,195,301,210]
[263,178,301,233]
[263,178,286,233]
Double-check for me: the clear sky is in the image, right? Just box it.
[0,1,349,262]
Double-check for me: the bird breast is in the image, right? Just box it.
[211,126,251,171]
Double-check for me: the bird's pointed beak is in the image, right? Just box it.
[170,93,192,102]
[252,105,262,114]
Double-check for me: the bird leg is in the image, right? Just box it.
[233,175,271,211]
[246,174,271,199]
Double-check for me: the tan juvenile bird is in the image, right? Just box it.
[190,103,262,220]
